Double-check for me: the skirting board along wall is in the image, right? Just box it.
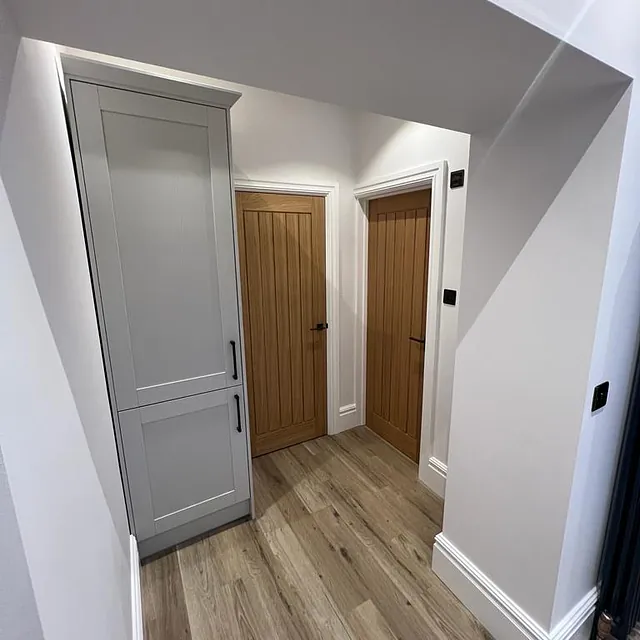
[336,403,360,434]
[423,456,447,498]
[130,536,143,640]
[432,534,597,640]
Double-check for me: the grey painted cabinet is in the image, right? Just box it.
[119,389,249,541]
[67,63,250,555]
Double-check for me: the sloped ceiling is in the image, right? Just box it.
[6,0,629,132]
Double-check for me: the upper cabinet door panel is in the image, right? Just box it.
[72,82,241,410]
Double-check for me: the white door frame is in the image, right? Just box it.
[233,178,340,436]
[354,161,449,496]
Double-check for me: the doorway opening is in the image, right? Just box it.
[365,189,431,462]
[354,162,450,492]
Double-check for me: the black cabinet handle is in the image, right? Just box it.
[230,340,238,380]
[234,394,242,433]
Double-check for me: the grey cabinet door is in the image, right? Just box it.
[119,388,250,541]
[72,81,241,410]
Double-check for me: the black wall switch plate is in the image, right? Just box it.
[592,381,610,412]
[450,170,465,189]
[443,289,457,306]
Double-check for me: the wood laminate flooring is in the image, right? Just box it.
[141,426,491,639]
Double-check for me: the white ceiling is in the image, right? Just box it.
[7,0,628,133]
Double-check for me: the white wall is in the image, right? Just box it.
[550,85,640,627]
[0,39,131,640]
[466,0,640,632]
[437,64,631,638]
[0,9,46,640]
[1,38,130,555]
[434,10,638,635]
[0,169,131,639]
[355,113,470,490]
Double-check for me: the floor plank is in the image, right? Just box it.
[290,511,370,616]
[262,523,354,639]
[142,426,491,640]
[142,551,192,640]
[348,599,400,640]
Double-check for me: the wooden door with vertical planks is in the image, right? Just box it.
[236,192,327,456]
[366,190,431,461]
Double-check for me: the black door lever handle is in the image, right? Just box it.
[310,323,329,331]
[409,336,426,344]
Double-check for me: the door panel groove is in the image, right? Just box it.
[288,213,303,427]
[260,213,280,432]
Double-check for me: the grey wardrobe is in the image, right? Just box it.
[65,59,251,558]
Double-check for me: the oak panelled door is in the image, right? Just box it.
[366,189,431,462]
[236,192,327,456]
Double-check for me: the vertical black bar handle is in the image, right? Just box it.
[230,340,238,380]
[234,394,242,433]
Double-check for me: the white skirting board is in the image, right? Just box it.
[432,534,598,640]
[332,404,360,434]
[420,456,447,498]
[130,535,144,640]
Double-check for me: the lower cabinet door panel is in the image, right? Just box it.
[119,387,250,542]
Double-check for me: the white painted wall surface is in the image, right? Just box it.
[447,0,640,633]
[551,86,640,627]
[355,113,470,484]
[0,9,44,640]
[0,168,131,639]
[441,83,630,633]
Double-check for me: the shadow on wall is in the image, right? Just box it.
[0,445,45,640]
[0,2,18,131]
[459,43,630,341]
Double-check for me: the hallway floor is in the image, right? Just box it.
[141,426,491,639]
